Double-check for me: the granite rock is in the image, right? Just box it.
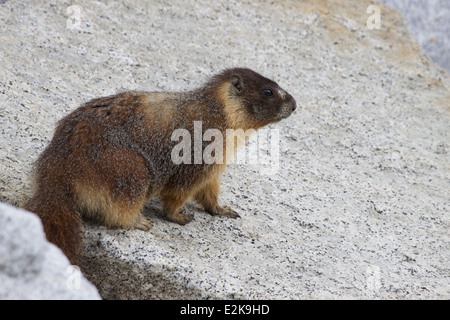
[379,0,450,72]
[0,202,100,299]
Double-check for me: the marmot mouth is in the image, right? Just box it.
[272,113,291,123]
[275,103,296,122]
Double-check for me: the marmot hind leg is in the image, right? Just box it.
[74,147,153,230]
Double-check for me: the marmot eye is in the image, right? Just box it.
[262,89,273,96]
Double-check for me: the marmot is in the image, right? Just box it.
[23,68,296,264]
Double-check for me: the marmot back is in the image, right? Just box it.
[23,68,297,263]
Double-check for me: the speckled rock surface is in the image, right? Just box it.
[0,0,449,299]
[379,0,450,72]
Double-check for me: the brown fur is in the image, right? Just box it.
[23,68,296,264]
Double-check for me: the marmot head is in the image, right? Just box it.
[210,68,297,129]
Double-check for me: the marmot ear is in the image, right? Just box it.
[231,74,246,95]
